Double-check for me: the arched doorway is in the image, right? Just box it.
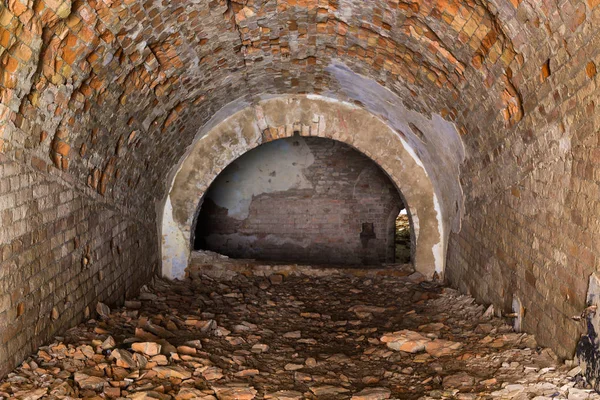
[193,136,411,266]
[161,95,446,280]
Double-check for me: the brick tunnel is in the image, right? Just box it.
[1,0,600,398]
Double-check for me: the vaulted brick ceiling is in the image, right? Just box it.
[2,0,600,376]
[0,0,548,212]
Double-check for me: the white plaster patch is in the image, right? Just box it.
[306,94,358,109]
[208,138,315,220]
[559,136,571,156]
[326,62,465,235]
[410,208,419,244]
[161,197,190,279]
[432,194,445,276]
[160,94,448,279]
[512,296,524,333]
[398,135,427,172]
[397,134,444,275]
[333,0,358,25]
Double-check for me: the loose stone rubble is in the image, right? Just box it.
[0,266,598,399]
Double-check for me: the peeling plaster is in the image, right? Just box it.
[160,94,450,280]
[326,62,465,237]
[432,195,445,276]
[209,139,315,220]
[161,196,189,279]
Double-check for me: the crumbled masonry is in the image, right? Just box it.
[3,0,600,389]
[0,264,596,399]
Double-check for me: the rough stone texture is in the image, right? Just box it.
[1,0,600,382]
[187,250,417,281]
[1,265,588,400]
[195,136,404,265]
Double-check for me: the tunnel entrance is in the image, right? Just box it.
[162,95,447,280]
[395,209,412,264]
[193,136,409,266]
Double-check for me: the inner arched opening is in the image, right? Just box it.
[192,136,411,266]
[162,95,446,280]
[395,209,412,264]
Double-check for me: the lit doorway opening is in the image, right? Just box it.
[395,209,411,264]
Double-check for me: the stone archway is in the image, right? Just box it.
[161,95,446,280]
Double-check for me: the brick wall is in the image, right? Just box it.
[195,137,404,265]
[0,152,158,377]
[443,0,600,360]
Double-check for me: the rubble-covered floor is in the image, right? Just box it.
[1,267,598,400]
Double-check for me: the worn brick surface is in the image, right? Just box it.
[1,0,600,374]
[0,153,158,376]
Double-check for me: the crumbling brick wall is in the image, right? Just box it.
[195,137,404,265]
